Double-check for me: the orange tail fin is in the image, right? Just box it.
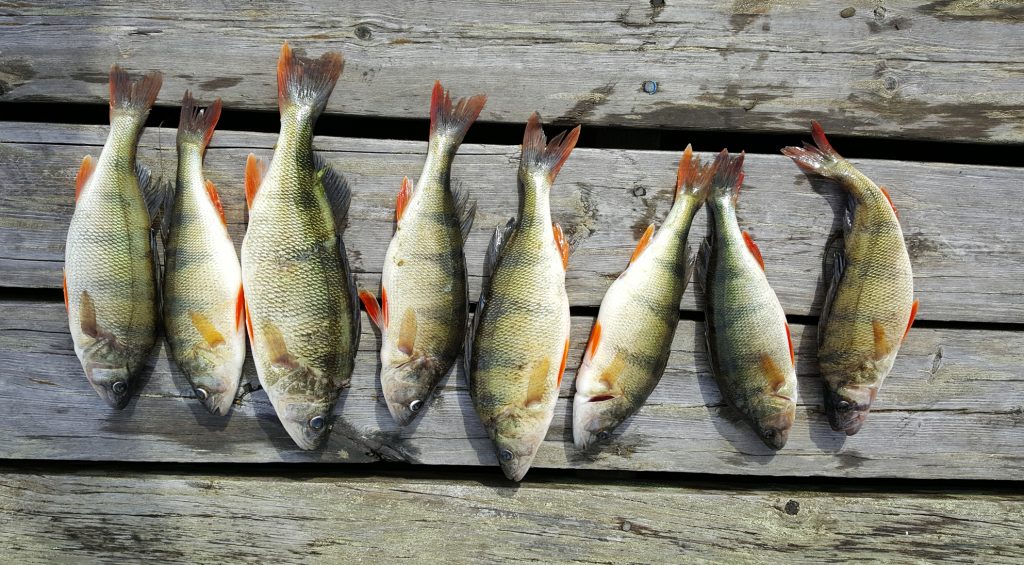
[177,90,222,154]
[519,112,581,184]
[277,41,343,116]
[108,65,162,122]
[430,81,486,145]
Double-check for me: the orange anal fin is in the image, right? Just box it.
[879,186,899,219]
[397,308,417,357]
[872,320,892,360]
[244,153,266,210]
[62,271,69,313]
[630,223,655,265]
[75,155,95,203]
[359,290,383,329]
[524,358,552,408]
[556,338,570,388]
[903,299,919,341]
[234,285,245,333]
[396,176,412,222]
[191,311,226,348]
[553,222,569,270]
[584,321,602,364]
[784,322,794,366]
[742,231,765,271]
[205,179,227,225]
[758,353,788,394]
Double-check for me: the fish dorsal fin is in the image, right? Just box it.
[359,290,384,330]
[695,236,713,293]
[630,223,655,265]
[552,222,569,270]
[784,322,794,366]
[818,233,846,347]
[205,179,226,225]
[485,218,516,279]
[583,321,602,365]
[244,153,266,210]
[235,285,245,332]
[75,155,96,203]
[190,311,225,347]
[525,357,552,408]
[396,176,412,223]
[879,185,899,219]
[262,321,300,370]
[314,153,351,231]
[79,290,99,339]
[903,299,919,341]
[137,164,166,220]
[758,353,788,394]
[397,308,417,356]
[452,179,476,242]
[872,320,891,360]
[742,231,765,271]
[62,270,69,312]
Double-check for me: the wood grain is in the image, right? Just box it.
[1,468,1022,563]
[0,1,1022,142]
[2,123,1022,322]
[2,299,1021,479]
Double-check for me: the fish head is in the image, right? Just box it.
[280,399,334,450]
[749,394,796,450]
[186,347,244,416]
[84,363,133,409]
[825,384,877,436]
[571,393,627,450]
[491,410,548,482]
[380,361,438,427]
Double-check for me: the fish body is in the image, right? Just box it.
[360,82,486,426]
[241,43,357,450]
[783,122,916,435]
[64,66,163,409]
[163,92,245,416]
[700,151,797,450]
[468,114,580,481]
[572,146,712,450]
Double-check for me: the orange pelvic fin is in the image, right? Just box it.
[234,285,245,332]
[556,338,570,388]
[584,321,602,363]
[244,153,266,210]
[742,231,765,271]
[62,270,69,313]
[243,298,254,343]
[75,155,96,203]
[553,222,569,269]
[903,299,919,341]
[630,224,655,265]
[784,322,794,366]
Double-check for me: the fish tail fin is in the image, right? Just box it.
[430,80,487,148]
[177,90,222,155]
[675,144,718,203]
[277,41,344,118]
[108,65,162,126]
[708,149,746,204]
[519,112,581,186]
[781,121,847,179]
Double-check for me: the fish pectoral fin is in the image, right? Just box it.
[629,224,655,266]
[244,153,267,210]
[872,320,893,360]
[759,353,788,394]
[396,176,412,223]
[524,358,552,408]
[397,308,417,357]
[903,299,919,342]
[261,321,301,370]
[74,155,95,203]
[742,231,765,271]
[78,291,119,347]
[190,311,226,348]
[358,290,383,329]
[597,351,627,392]
[552,222,569,270]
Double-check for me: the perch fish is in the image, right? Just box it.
[699,150,797,450]
[572,146,713,450]
[241,43,359,450]
[468,113,580,481]
[163,91,245,416]
[360,81,486,426]
[783,122,917,435]
[63,65,163,409]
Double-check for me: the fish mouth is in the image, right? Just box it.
[825,386,876,436]
[499,455,535,482]
[191,379,239,417]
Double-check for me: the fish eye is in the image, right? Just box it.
[597,430,611,442]
[763,429,776,440]
[836,400,852,411]
[309,416,325,431]
[499,449,514,462]
[111,381,127,394]
[409,399,422,412]
[195,387,209,401]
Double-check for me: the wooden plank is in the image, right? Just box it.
[2,123,1022,323]
[2,299,1022,480]
[0,1,1022,142]
[1,468,1022,563]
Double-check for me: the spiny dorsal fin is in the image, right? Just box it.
[630,223,655,265]
[75,155,95,203]
[485,218,516,279]
[137,164,165,220]
[244,153,266,210]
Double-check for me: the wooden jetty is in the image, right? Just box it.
[0,1,1021,561]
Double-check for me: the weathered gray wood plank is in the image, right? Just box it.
[1,299,1021,479]
[0,1,1022,142]
[2,123,1022,323]
[1,468,1022,563]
